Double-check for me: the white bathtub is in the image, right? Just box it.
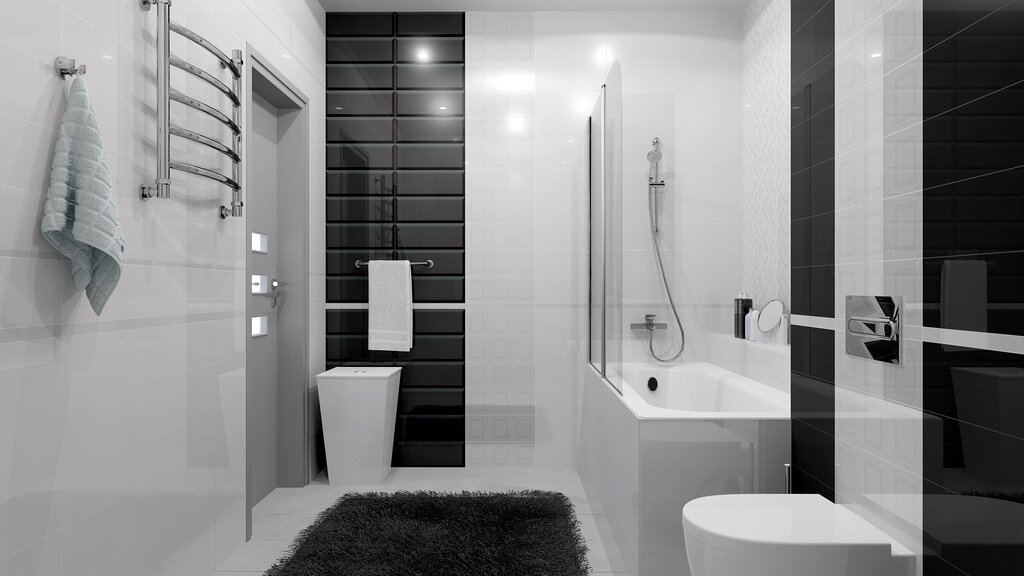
[578,361,790,576]
[619,362,790,420]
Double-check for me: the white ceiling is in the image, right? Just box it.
[319,0,748,12]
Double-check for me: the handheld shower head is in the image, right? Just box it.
[647,137,663,183]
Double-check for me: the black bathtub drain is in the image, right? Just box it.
[647,377,658,392]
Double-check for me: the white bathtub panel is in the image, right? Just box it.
[578,366,639,575]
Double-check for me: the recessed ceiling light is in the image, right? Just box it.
[335,107,344,110]
[438,106,448,111]
[869,52,882,58]
[416,49,430,61]
[508,114,527,133]
[101,54,113,60]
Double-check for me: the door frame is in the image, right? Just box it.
[244,45,310,538]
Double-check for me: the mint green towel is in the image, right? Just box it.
[41,77,123,315]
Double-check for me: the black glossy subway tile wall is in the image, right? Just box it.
[326,92,393,116]
[924,1,1024,338]
[396,171,464,195]
[396,144,465,169]
[397,118,464,142]
[396,197,464,222]
[326,144,394,170]
[326,12,394,36]
[326,65,394,90]
[791,0,837,508]
[327,118,393,143]
[397,38,464,62]
[397,91,465,116]
[397,65,465,90]
[327,197,394,222]
[396,12,464,36]
[327,11,465,466]
[327,39,394,63]
[326,171,392,196]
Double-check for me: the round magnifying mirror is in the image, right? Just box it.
[757,299,785,333]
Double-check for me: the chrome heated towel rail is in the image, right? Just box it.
[139,0,243,219]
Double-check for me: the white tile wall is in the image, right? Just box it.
[742,0,792,311]
[834,0,925,568]
[0,0,325,573]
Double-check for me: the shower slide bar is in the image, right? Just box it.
[139,0,243,219]
[354,260,435,269]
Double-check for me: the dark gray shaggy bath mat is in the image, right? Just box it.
[265,490,590,576]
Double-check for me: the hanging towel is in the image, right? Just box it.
[941,259,988,351]
[41,76,123,315]
[368,260,413,352]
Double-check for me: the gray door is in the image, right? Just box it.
[247,92,281,513]
[245,59,310,539]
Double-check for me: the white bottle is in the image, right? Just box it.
[745,309,759,342]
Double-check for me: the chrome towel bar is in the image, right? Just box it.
[139,0,243,219]
[354,260,434,269]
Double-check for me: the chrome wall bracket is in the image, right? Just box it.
[845,296,901,365]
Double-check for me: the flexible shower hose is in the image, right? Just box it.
[648,183,685,362]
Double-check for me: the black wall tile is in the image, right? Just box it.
[327,92,393,116]
[396,12,464,36]
[327,39,394,63]
[792,418,836,501]
[397,91,465,116]
[397,38,464,63]
[397,65,465,89]
[326,65,394,90]
[327,171,392,196]
[397,171,464,195]
[326,11,466,467]
[326,12,394,36]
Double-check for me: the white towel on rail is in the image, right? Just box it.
[368,260,413,352]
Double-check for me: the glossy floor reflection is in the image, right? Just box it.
[212,467,625,575]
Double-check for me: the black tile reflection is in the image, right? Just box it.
[396,250,464,275]
[395,335,464,361]
[791,464,835,502]
[326,224,393,249]
[327,171,391,196]
[396,12,464,36]
[397,118,464,142]
[327,309,462,335]
[326,65,394,90]
[326,12,394,37]
[327,39,394,63]
[327,118,393,143]
[397,91,464,116]
[327,144,394,170]
[922,251,1024,335]
[397,65,465,90]
[399,362,464,387]
[397,197,464,221]
[398,389,464,415]
[327,277,465,303]
[392,442,463,467]
[396,416,463,441]
[397,38,464,63]
[327,197,394,222]
[792,419,835,501]
[397,145,464,169]
[327,92,393,116]
[326,250,392,276]
[397,224,464,248]
[809,266,835,317]
[791,325,835,383]
[396,171,464,195]
[791,0,834,77]
[326,336,392,363]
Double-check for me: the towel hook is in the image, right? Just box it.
[54,56,86,79]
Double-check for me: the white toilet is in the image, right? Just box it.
[682,494,911,576]
[316,366,402,485]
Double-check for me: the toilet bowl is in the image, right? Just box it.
[682,494,909,576]
[316,367,402,485]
